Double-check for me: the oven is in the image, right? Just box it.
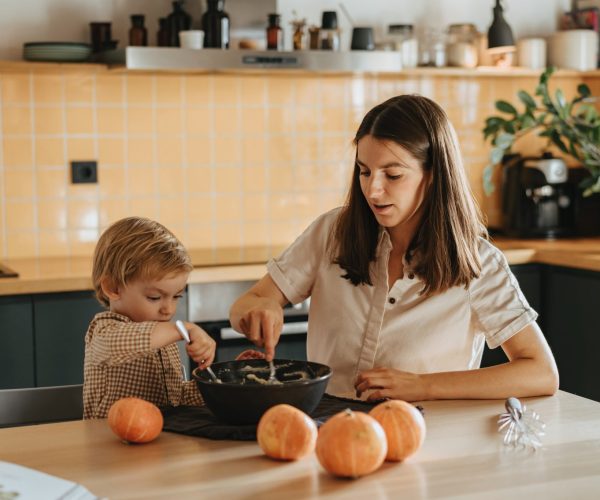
[187,281,309,369]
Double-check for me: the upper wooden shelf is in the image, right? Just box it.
[1,54,598,78]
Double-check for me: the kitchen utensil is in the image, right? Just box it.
[175,320,221,383]
[192,359,332,424]
[267,359,279,384]
[498,397,545,450]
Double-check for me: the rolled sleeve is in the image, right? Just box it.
[469,240,538,349]
[267,208,339,305]
[87,315,157,366]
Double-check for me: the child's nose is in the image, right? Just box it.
[160,301,176,316]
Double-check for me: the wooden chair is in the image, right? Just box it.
[0,384,83,428]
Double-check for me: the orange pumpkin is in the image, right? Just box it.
[369,400,426,462]
[107,397,163,444]
[316,409,387,478]
[257,404,318,460]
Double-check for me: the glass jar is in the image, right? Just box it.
[446,23,479,68]
[418,27,447,67]
[387,24,418,68]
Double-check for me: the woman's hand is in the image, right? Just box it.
[354,367,426,402]
[186,324,217,370]
[229,274,289,362]
[238,297,283,362]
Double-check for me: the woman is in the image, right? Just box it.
[230,95,559,402]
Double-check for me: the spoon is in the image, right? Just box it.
[175,320,222,383]
[267,359,278,384]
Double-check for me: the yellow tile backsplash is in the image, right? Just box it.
[0,68,588,260]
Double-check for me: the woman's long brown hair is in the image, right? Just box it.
[330,95,487,295]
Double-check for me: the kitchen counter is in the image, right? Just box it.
[0,237,599,296]
[1,390,599,499]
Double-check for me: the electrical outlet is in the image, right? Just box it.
[71,161,98,184]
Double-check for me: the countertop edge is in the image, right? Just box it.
[1,241,599,296]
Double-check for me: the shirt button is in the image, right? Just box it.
[408,273,415,279]
[388,297,396,304]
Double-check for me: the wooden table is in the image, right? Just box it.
[1,390,600,499]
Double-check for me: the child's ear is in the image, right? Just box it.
[100,277,121,301]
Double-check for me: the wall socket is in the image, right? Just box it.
[71,161,98,184]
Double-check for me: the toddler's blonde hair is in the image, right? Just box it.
[92,217,193,307]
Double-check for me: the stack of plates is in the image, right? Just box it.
[23,42,92,63]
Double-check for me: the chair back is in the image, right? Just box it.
[0,384,83,427]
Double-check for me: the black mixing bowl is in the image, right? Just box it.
[192,359,332,424]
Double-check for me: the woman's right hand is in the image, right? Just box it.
[238,297,283,361]
[229,274,289,362]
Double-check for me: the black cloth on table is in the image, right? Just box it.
[160,394,379,441]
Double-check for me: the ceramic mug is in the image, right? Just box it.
[517,38,547,69]
[548,29,598,71]
[179,30,205,49]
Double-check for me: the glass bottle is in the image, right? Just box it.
[202,0,230,49]
[129,14,148,47]
[167,0,192,47]
[319,11,340,51]
[266,13,283,50]
[157,17,170,47]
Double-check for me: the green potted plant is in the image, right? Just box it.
[482,67,600,197]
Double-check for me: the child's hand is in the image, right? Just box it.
[235,349,266,360]
[186,324,216,370]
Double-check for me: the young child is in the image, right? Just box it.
[83,216,216,419]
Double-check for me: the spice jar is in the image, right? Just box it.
[446,23,479,68]
[266,13,283,50]
[157,17,170,47]
[129,14,147,47]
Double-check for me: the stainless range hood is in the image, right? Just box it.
[99,47,403,73]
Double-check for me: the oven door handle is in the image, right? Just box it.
[220,321,308,340]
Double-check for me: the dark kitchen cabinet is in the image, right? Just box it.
[33,291,103,387]
[0,295,35,389]
[480,264,543,367]
[543,266,600,402]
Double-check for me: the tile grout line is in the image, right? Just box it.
[0,74,5,258]
[181,75,189,245]
[59,73,70,257]
[152,75,159,221]
[30,72,40,257]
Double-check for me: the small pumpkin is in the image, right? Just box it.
[369,400,426,462]
[316,409,387,478]
[107,397,163,444]
[257,404,318,460]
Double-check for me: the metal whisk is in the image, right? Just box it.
[497,397,546,450]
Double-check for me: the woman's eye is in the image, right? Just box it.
[147,296,161,301]
[359,170,370,177]
[174,295,183,300]
[387,174,403,180]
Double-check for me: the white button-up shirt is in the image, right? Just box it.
[267,208,537,399]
